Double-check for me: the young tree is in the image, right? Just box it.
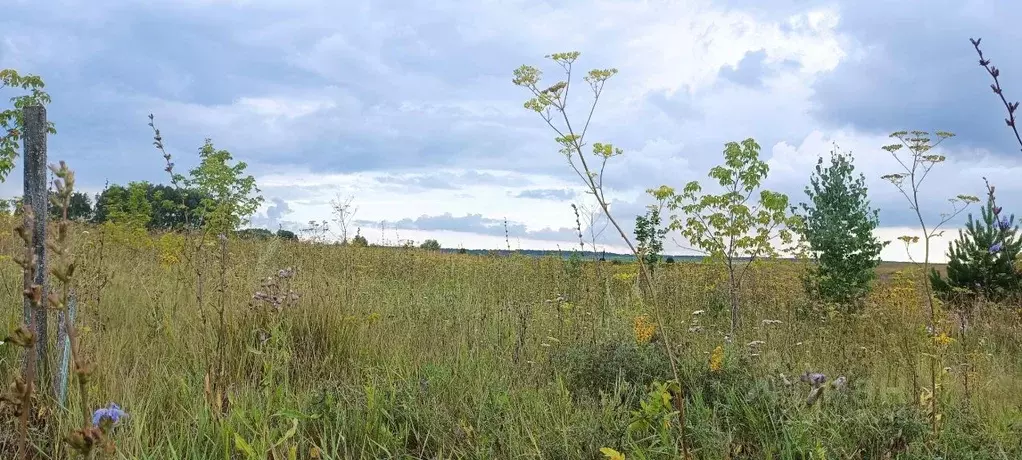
[189,139,263,235]
[420,239,441,251]
[350,228,369,247]
[634,191,669,275]
[1,69,56,182]
[930,178,1022,303]
[662,138,797,333]
[798,146,886,309]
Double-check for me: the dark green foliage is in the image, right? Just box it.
[550,341,672,398]
[235,228,274,240]
[798,147,885,308]
[276,229,297,240]
[92,182,210,230]
[350,233,369,247]
[420,239,441,251]
[634,205,666,274]
[45,191,92,221]
[457,247,467,254]
[930,182,1022,303]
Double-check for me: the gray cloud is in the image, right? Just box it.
[805,1,1022,156]
[515,188,576,201]
[357,213,581,242]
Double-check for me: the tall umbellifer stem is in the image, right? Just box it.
[513,52,688,457]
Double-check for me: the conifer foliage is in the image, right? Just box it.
[798,146,886,308]
[930,179,1022,303]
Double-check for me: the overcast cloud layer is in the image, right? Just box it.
[3,0,1021,262]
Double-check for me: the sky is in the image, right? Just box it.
[2,0,1021,262]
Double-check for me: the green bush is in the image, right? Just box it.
[550,340,672,399]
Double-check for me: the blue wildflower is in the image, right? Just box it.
[990,242,1003,254]
[92,403,126,427]
[999,217,1011,231]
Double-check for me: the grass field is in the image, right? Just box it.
[0,224,1019,459]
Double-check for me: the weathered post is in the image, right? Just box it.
[22,105,48,385]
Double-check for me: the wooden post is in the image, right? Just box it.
[22,105,48,386]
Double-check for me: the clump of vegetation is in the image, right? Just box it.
[931,178,1022,303]
[797,145,886,311]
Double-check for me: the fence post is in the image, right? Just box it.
[55,290,76,406]
[22,105,49,387]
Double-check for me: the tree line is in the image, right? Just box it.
[0,181,298,239]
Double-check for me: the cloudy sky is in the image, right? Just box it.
[2,0,1021,262]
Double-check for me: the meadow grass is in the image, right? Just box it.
[0,221,1020,459]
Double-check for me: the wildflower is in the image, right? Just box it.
[92,403,127,429]
[600,447,626,460]
[800,372,826,388]
[762,319,782,325]
[633,315,656,345]
[998,217,1011,231]
[934,332,955,347]
[691,309,705,316]
[990,242,1003,253]
[994,206,1002,216]
[831,376,847,390]
[747,340,765,348]
[709,345,725,373]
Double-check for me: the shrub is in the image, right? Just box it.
[930,179,1022,303]
[550,340,672,398]
[798,145,886,309]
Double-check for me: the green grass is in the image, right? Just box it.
[0,227,1019,459]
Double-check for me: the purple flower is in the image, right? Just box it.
[990,242,1004,254]
[994,206,1003,216]
[800,372,827,388]
[999,217,1011,231]
[92,403,126,427]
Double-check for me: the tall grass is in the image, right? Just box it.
[1,222,1019,458]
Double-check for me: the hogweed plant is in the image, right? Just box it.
[881,130,978,438]
[513,51,689,457]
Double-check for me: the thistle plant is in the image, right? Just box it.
[513,51,688,456]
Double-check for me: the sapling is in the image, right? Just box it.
[659,138,798,334]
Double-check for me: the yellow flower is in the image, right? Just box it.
[709,345,725,373]
[934,332,955,347]
[600,447,626,460]
[633,314,656,345]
